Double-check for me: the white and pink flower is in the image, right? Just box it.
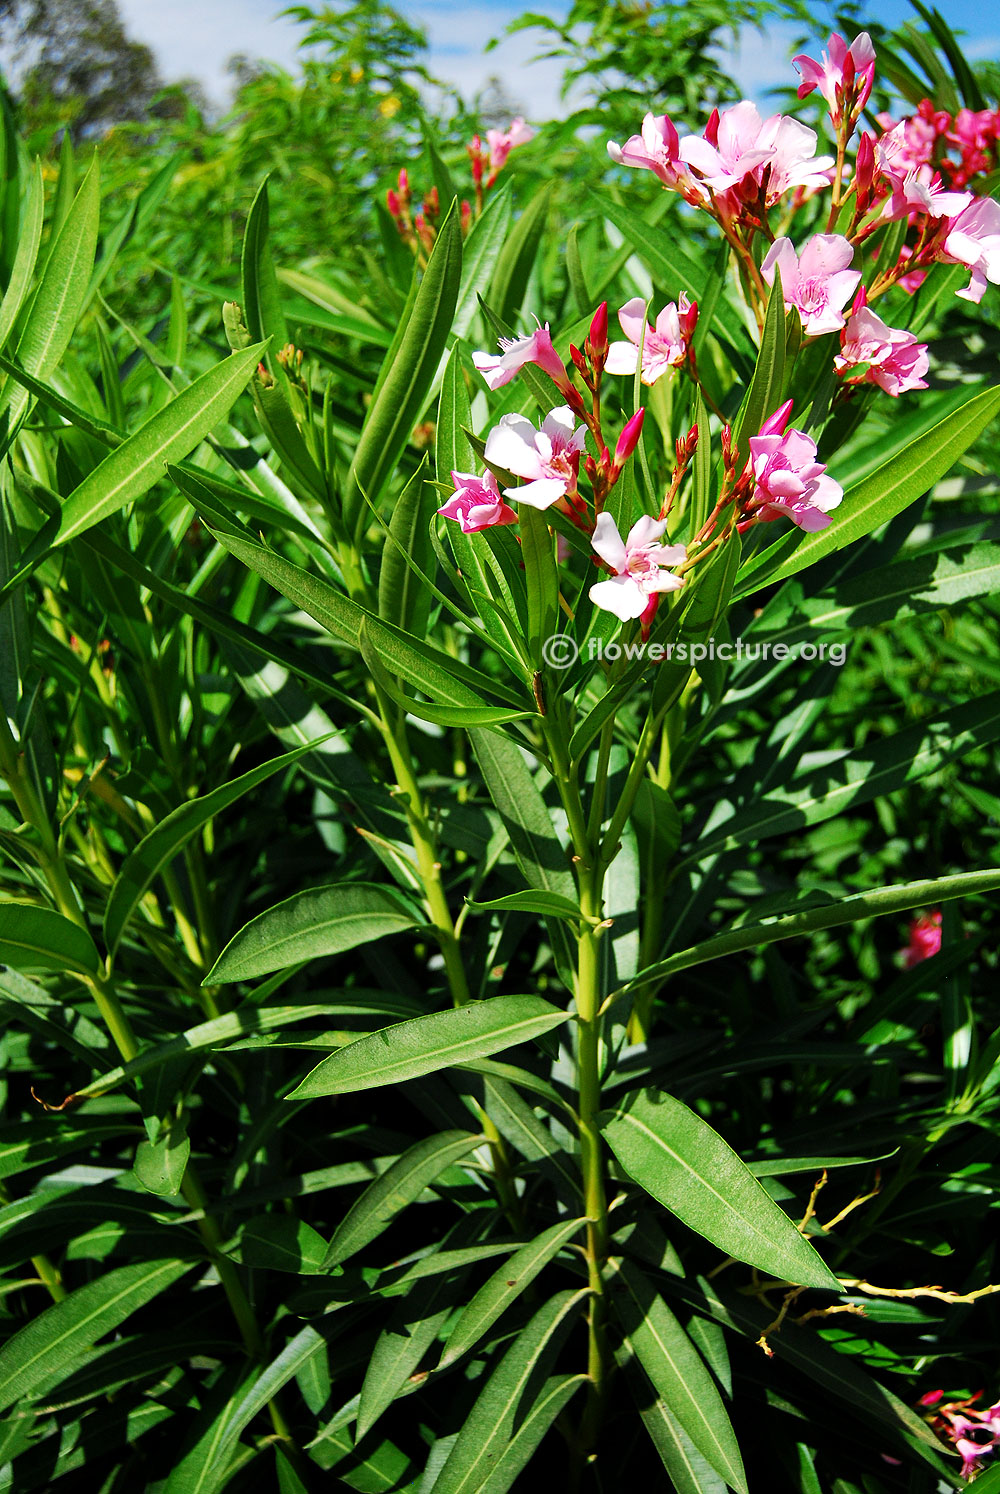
[761,234,861,336]
[835,304,929,396]
[589,513,686,621]
[473,322,571,393]
[607,113,703,199]
[745,407,843,531]
[941,195,1000,302]
[605,296,697,384]
[437,471,517,533]
[484,406,587,510]
[793,31,876,117]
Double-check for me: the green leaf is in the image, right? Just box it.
[477,1375,585,1493]
[0,159,100,440]
[0,162,43,352]
[357,1270,460,1440]
[763,385,1000,586]
[206,883,423,985]
[613,867,1000,1001]
[732,265,785,469]
[601,1089,841,1290]
[359,615,522,722]
[0,902,101,975]
[241,176,288,360]
[518,504,559,666]
[468,730,574,900]
[489,186,551,327]
[610,1260,747,1493]
[55,343,266,546]
[466,890,582,920]
[438,1216,587,1369]
[236,1216,328,1274]
[688,691,1000,862]
[105,737,328,957]
[201,523,365,646]
[343,202,462,534]
[62,1004,350,1103]
[617,1341,727,1494]
[453,181,514,340]
[432,1289,587,1494]
[323,1131,483,1268]
[289,994,569,1098]
[0,1258,191,1412]
[134,1123,190,1198]
[377,465,435,640]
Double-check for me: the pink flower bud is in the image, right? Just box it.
[588,302,609,358]
[398,168,409,195]
[757,398,794,438]
[386,188,401,218]
[615,408,645,464]
[704,108,720,148]
[678,297,699,340]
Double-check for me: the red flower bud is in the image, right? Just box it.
[704,108,720,148]
[588,302,609,358]
[615,408,645,464]
[386,188,401,218]
[569,343,589,375]
[757,398,794,438]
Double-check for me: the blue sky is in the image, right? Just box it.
[115,0,1000,119]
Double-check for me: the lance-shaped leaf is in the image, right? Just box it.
[731,265,785,469]
[241,176,288,357]
[438,1216,587,1369]
[617,1341,727,1494]
[343,203,461,534]
[610,1260,746,1493]
[201,523,365,646]
[762,384,1000,587]
[0,1258,192,1412]
[601,1089,841,1290]
[0,159,100,439]
[205,883,425,985]
[289,994,569,1098]
[0,902,101,975]
[357,1269,463,1440]
[323,1131,483,1268]
[0,162,43,352]
[433,1289,588,1494]
[105,737,330,957]
[54,343,266,546]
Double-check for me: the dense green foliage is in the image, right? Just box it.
[1,3,1000,1492]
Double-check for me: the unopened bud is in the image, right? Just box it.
[855,131,875,212]
[615,408,644,465]
[704,108,720,148]
[588,302,609,359]
[460,200,472,234]
[569,343,589,376]
[757,398,794,438]
[678,294,698,341]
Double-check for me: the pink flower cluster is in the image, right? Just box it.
[742,401,843,532]
[794,31,876,125]
[921,1389,1000,1479]
[608,100,833,221]
[876,99,1000,191]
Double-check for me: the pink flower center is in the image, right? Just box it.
[626,550,657,578]
[795,277,830,314]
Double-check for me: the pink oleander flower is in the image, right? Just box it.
[746,411,844,531]
[607,112,704,200]
[902,909,942,968]
[875,111,938,175]
[835,304,929,396]
[876,125,971,220]
[942,195,1000,303]
[484,406,587,510]
[486,116,533,172]
[679,101,834,205]
[761,234,861,336]
[922,1391,1000,1480]
[794,31,876,117]
[472,322,571,393]
[589,513,686,621]
[438,470,517,533]
[605,295,697,384]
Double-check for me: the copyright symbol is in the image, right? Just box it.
[541,634,578,669]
